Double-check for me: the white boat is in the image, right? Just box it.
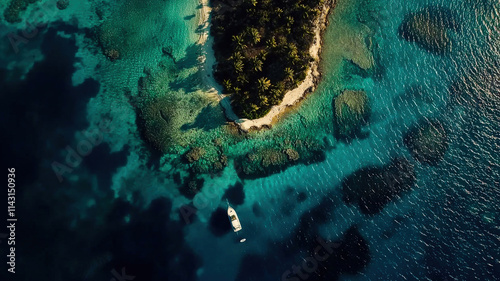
[226,200,246,243]
[227,202,242,232]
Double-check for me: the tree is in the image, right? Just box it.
[249,28,261,45]
[257,77,271,93]
[266,37,277,49]
[232,34,246,51]
[223,79,232,91]
[234,59,244,73]
[284,67,294,82]
[251,57,263,72]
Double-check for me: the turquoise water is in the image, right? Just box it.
[0,0,498,280]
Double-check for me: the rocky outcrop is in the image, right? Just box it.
[333,90,371,139]
[342,157,416,215]
[184,147,206,163]
[135,95,176,153]
[404,119,448,165]
[56,0,69,10]
[3,0,39,23]
[399,6,459,54]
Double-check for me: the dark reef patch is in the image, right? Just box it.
[235,141,326,180]
[342,157,416,215]
[223,181,245,206]
[84,144,129,190]
[179,173,205,199]
[134,92,177,154]
[448,59,500,110]
[399,6,459,54]
[3,0,40,23]
[297,191,308,202]
[333,89,371,141]
[101,198,202,281]
[252,202,263,217]
[305,226,370,280]
[403,119,448,165]
[208,207,232,237]
[280,187,308,216]
[235,225,370,281]
[0,23,99,187]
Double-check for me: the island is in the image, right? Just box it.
[200,0,334,130]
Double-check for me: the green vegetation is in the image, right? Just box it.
[211,0,328,119]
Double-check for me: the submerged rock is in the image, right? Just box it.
[135,95,176,153]
[342,157,416,215]
[184,147,206,163]
[399,6,459,54]
[208,207,232,237]
[56,0,69,10]
[3,0,39,23]
[404,119,448,165]
[236,139,326,180]
[179,175,205,199]
[333,90,371,139]
[223,182,245,206]
[284,148,300,161]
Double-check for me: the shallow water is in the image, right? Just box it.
[0,0,498,280]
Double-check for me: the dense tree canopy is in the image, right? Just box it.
[211,0,326,119]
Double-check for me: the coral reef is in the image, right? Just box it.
[56,0,69,10]
[184,147,206,163]
[94,25,124,61]
[284,148,300,161]
[448,66,500,109]
[342,157,416,215]
[179,174,205,199]
[3,0,39,23]
[399,6,459,54]
[135,94,176,153]
[236,138,325,179]
[208,207,232,237]
[333,89,371,139]
[223,182,245,206]
[403,119,448,165]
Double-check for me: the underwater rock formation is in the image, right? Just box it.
[283,226,371,281]
[56,0,69,10]
[448,67,500,109]
[179,174,205,199]
[342,157,416,215]
[184,147,206,163]
[399,6,459,54]
[236,138,325,179]
[223,182,245,206]
[135,93,177,153]
[94,25,123,61]
[284,148,300,161]
[333,89,371,139]
[404,119,448,165]
[208,207,232,237]
[102,198,202,281]
[3,0,39,23]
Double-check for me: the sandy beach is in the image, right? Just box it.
[197,0,333,132]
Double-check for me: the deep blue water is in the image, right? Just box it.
[0,0,499,280]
